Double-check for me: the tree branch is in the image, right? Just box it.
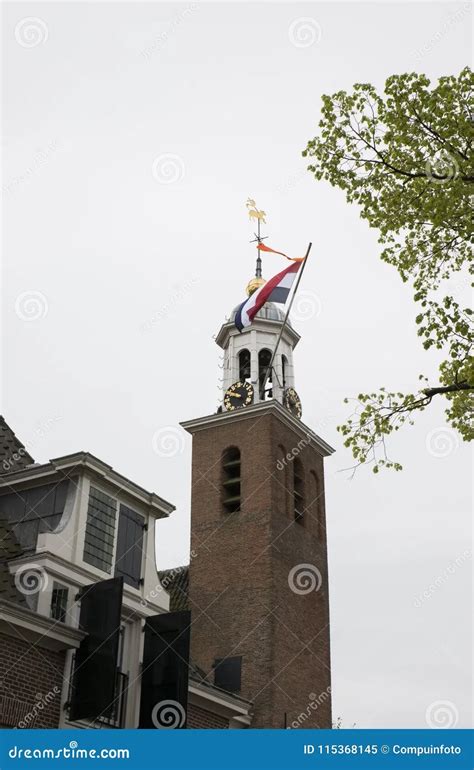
[422,381,474,397]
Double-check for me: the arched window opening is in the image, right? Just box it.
[222,447,241,513]
[281,355,288,388]
[239,349,251,382]
[259,348,273,399]
[293,458,305,524]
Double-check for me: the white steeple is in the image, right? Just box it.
[215,199,305,416]
[215,298,300,408]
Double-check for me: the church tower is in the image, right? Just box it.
[181,224,333,729]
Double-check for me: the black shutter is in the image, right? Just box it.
[214,656,242,693]
[69,577,123,722]
[114,504,144,589]
[139,610,190,729]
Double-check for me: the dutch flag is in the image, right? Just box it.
[234,260,303,332]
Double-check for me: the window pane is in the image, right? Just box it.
[83,487,117,573]
[50,583,68,623]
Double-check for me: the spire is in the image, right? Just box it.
[246,198,267,296]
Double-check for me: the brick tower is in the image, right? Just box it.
[181,272,333,729]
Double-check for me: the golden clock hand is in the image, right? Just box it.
[225,390,242,398]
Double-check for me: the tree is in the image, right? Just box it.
[303,68,473,472]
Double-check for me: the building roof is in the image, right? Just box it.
[181,400,335,456]
[158,566,189,611]
[230,301,293,326]
[216,304,300,351]
[0,518,27,606]
[0,418,35,605]
[0,452,175,519]
[0,416,34,474]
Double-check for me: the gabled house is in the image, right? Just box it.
[0,417,252,729]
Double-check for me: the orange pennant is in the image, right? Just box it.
[257,243,304,262]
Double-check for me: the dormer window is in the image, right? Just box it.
[82,486,145,587]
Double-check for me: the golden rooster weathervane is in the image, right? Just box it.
[245,198,268,296]
[246,198,266,224]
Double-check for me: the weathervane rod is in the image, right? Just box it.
[259,242,312,398]
[247,197,267,277]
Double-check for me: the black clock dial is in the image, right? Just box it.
[224,381,254,412]
[284,387,302,418]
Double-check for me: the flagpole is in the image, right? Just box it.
[259,242,312,399]
[256,216,262,277]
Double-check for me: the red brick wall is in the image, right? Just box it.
[188,703,229,729]
[188,408,332,728]
[0,631,65,728]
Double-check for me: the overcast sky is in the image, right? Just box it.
[2,1,472,729]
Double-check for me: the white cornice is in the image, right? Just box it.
[7,552,169,618]
[215,316,300,350]
[188,681,253,722]
[0,598,86,651]
[0,452,174,518]
[180,400,335,456]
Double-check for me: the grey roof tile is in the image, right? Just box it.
[158,566,189,612]
[0,416,34,475]
[0,518,27,605]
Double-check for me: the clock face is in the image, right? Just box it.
[284,387,302,419]
[224,381,254,412]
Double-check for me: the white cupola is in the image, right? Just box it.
[215,273,300,409]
